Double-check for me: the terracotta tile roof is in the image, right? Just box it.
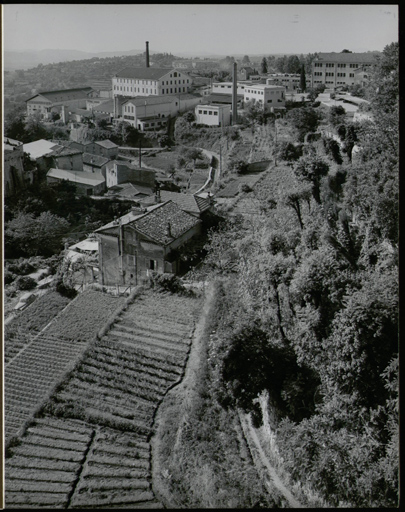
[83,152,110,167]
[107,182,154,198]
[95,139,119,149]
[48,146,83,157]
[96,201,200,245]
[132,201,200,245]
[160,191,210,215]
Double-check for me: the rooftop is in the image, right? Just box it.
[94,139,119,149]
[96,200,200,245]
[115,67,186,80]
[160,191,211,215]
[47,169,105,186]
[23,139,63,159]
[315,52,381,63]
[26,87,95,103]
[83,152,111,167]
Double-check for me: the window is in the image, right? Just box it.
[198,110,203,114]
[337,63,346,68]
[314,62,323,67]
[150,259,157,270]
[349,73,354,78]
[314,72,323,77]
[213,111,218,115]
[326,72,334,77]
[174,72,178,77]
[209,111,212,115]
[326,63,334,68]
[337,73,346,77]
[203,110,207,114]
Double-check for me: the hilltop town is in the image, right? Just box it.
[3,39,399,509]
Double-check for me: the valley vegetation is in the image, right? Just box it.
[173,42,398,507]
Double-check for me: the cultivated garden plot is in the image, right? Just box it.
[5,288,201,509]
[4,289,126,442]
[4,291,71,363]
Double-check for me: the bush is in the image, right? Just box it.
[55,277,78,299]
[15,275,37,291]
[7,260,36,275]
[148,271,192,296]
[4,270,16,285]
[238,183,253,194]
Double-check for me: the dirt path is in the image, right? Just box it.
[239,412,304,508]
[150,281,304,508]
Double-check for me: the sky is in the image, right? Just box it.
[3,4,399,56]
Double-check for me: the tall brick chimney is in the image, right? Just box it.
[146,41,150,68]
[232,62,238,125]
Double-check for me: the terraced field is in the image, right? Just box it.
[5,289,126,442]
[5,289,201,509]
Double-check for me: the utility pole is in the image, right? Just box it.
[274,119,278,167]
[139,138,142,168]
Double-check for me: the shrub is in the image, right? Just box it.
[15,275,37,291]
[4,270,16,285]
[148,271,192,296]
[238,183,253,194]
[55,277,78,299]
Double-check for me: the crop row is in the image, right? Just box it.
[111,326,190,352]
[97,337,185,373]
[4,291,71,363]
[43,289,126,341]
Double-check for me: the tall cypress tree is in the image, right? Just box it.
[261,57,268,74]
[300,64,307,92]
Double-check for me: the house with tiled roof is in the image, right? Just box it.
[26,87,98,119]
[82,153,111,176]
[311,51,381,89]
[112,67,192,99]
[95,200,201,285]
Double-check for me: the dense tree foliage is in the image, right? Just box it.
[202,41,398,507]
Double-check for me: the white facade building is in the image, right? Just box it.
[311,52,380,89]
[195,104,231,127]
[121,94,201,131]
[211,82,247,95]
[244,84,285,109]
[112,68,192,98]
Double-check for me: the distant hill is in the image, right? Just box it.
[4,48,302,71]
[4,48,149,70]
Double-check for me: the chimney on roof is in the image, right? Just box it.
[166,222,172,238]
[146,41,150,68]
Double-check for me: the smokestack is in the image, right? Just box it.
[146,41,150,68]
[232,62,238,125]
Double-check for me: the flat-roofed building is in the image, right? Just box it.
[195,104,231,127]
[244,84,285,109]
[311,51,380,89]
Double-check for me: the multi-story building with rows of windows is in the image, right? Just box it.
[112,68,192,98]
[311,52,380,89]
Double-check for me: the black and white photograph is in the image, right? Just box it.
[2,3,399,508]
